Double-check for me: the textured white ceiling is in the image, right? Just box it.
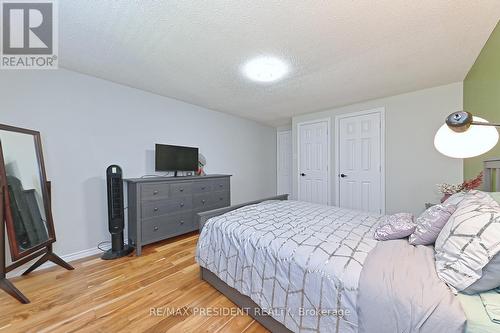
[60,1,500,126]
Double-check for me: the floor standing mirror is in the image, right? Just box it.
[0,124,73,304]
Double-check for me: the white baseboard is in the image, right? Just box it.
[6,247,102,278]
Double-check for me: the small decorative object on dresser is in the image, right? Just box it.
[125,174,231,255]
[196,153,207,176]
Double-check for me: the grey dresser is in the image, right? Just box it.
[125,174,231,255]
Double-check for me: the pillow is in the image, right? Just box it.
[435,191,500,292]
[462,253,500,294]
[374,213,415,241]
[409,204,457,246]
[443,191,471,206]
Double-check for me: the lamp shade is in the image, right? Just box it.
[434,116,499,158]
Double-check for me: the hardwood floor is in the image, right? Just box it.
[0,233,269,333]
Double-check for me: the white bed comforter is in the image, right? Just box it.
[196,200,383,333]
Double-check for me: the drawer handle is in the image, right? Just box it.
[180,202,184,207]
[153,190,159,195]
[153,226,159,231]
[154,207,159,212]
[180,220,184,225]
[180,188,184,192]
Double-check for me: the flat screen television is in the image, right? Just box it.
[155,144,199,172]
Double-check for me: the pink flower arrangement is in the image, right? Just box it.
[437,172,483,202]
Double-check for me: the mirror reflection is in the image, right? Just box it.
[0,130,49,252]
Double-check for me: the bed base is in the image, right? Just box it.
[201,267,292,333]
[197,194,291,333]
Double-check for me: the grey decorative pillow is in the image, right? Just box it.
[462,253,500,294]
[409,204,457,246]
[374,213,415,241]
[435,191,500,292]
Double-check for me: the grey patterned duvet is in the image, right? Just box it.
[196,200,382,332]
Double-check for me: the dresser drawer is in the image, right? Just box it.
[212,178,230,192]
[141,196,192,218]
[192,180,212,193]
[211,191,230,209]
[193,193,213,209]
[170,182,192,197]
[141,183,170,200]
[141,213,193,244]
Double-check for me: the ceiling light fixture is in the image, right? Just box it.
[242,56,289,83]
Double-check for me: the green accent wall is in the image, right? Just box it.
[463,22,500,180]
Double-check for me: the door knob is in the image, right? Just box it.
[301,173,306,176]
[340,174,347,178]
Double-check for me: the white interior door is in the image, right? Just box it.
[277,130,292,196]
[338,112,383,213]
[298,121,329,205]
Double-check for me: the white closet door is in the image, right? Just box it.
[298,121,329,205]
[338,112,382,213]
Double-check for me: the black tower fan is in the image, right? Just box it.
[101,165,134,260]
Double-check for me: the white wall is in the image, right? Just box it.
[0,69,277,261]
[292,82,464,216]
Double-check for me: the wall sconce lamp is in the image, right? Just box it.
[435,111,500,158]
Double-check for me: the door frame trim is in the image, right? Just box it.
[334,107,386,214]
[297,118,331,205]
[276,129,292,196]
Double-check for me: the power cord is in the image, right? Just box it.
[97,241,111,252]
[98,207,128,252]
[141,172,173,178]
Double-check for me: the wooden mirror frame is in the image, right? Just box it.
[0,124,56,261]
[0,123,73,304]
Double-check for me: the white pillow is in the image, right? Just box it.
[435,191,500,292]
[443,191,470,206]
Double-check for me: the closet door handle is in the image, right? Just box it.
[340,174,347,178]
[300,173,306,177]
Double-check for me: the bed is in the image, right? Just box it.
[195,160,500,333]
